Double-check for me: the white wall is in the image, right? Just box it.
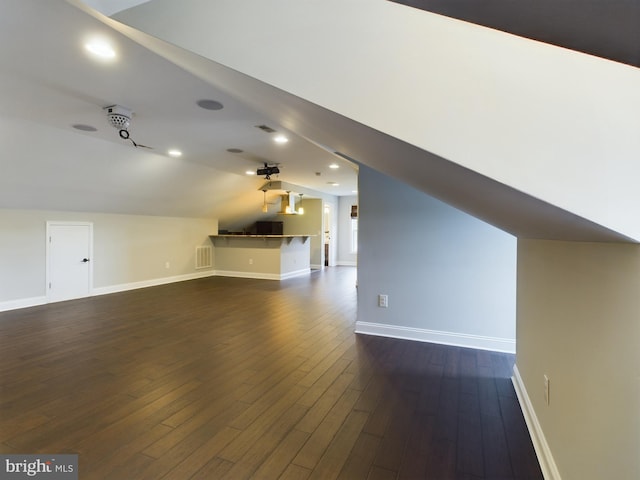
[516,239,640,479]
[337,195,358,266]
[356,166,516,352]
[0,208,216,310]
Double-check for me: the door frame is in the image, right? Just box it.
[323,203,336,267]
[46,221,94,303]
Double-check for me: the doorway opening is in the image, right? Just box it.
[324,204,331,267]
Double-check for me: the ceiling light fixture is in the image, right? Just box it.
[274,135,288,144]
[298,194,304,215]
[246,170,256,175]
[262,189,268,213]
[329,163,339,169]
[85,39,116,60]
[168,149,182,157]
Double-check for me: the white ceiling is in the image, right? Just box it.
[0,0,357,229]
[82,0,151,16]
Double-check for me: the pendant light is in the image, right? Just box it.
[298,194,304,215]
[262,189,268,213]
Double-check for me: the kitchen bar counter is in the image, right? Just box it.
[209,234,311,280]
[210,234,310,244]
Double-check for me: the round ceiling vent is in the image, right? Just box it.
[197,99,224,111]
[72,124,97,132]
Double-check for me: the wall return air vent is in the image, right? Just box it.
[195,245,212,269]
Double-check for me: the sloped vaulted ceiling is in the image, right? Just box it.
[0,0,356,231]
[103,0,640,242]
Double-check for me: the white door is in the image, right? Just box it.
[47,222,93,302]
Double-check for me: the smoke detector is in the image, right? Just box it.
[104,105,132,130]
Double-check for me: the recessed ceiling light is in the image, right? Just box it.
[327,182,340,186]
[245,170,256,175]
[84,39,116,60]
[168,149,182,157]
[72,124,97,132]
[227,148,244,154]
[197,99,224,111]
[329,163,339,169]
[274,135,288,144]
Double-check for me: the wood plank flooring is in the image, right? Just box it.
[0,267,542,479]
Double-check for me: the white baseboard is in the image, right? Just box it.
[354,321,516,354]
[0,296,48,313]
[214,268,310,281]
[336,261,357,267]
[0,267,311,312]
[92,270,215,296]
[280,268,312,280]
[512,365,561,480]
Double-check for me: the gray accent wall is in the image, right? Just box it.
[356,165,516,344]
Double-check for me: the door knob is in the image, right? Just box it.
[82,258,90,263]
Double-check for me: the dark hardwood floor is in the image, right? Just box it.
[0,267,542,479]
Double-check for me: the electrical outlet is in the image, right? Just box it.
[165,261,170,269]
[378,294,388,308]
[544,374,550,405]
[249,258,253,265]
